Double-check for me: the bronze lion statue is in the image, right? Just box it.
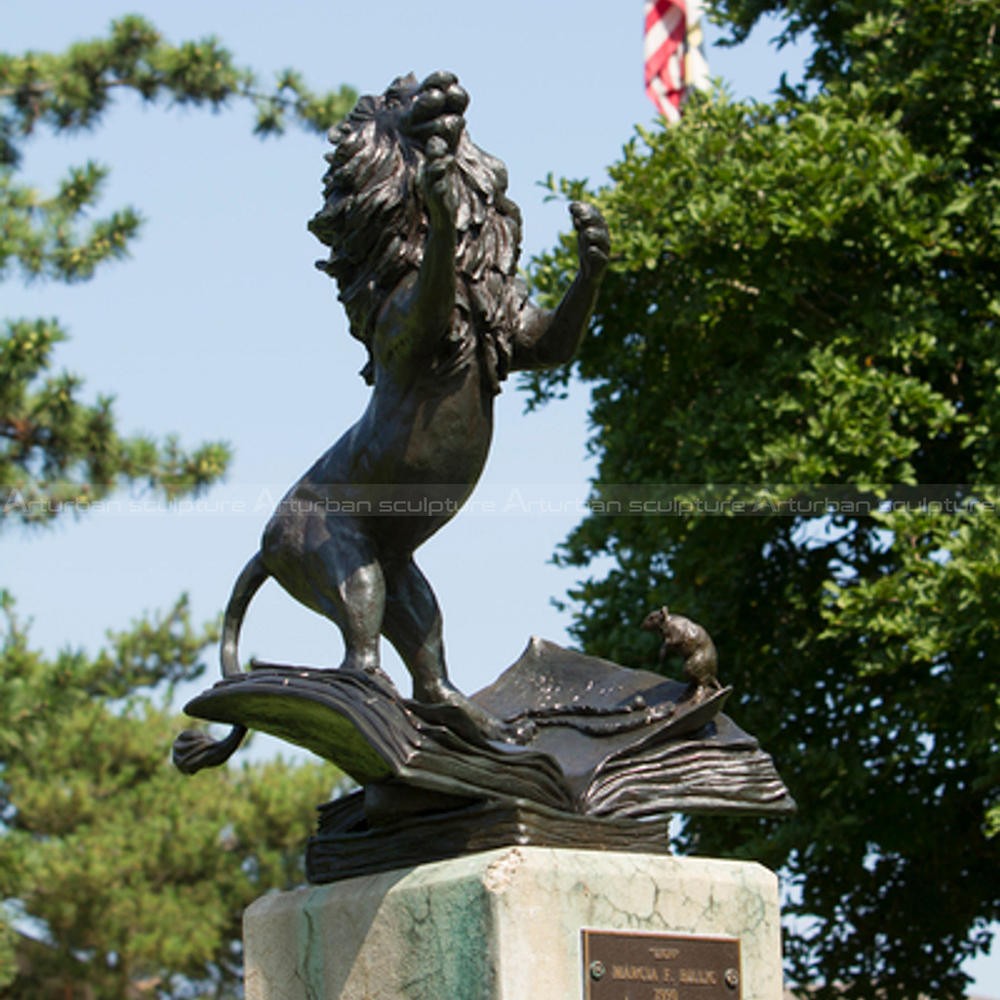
[174,71,609,771]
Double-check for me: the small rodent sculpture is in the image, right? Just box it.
[173,71,609,773]
[640,607,721,703]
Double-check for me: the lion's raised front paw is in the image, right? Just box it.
[400,72,469,222]
[570,201,611,283]
[401,70,468,152]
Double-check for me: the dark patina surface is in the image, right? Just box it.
[173,72,794,878]
[184,638,794,882]
[174,69,609,772]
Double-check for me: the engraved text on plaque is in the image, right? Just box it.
[582,930,741,1000]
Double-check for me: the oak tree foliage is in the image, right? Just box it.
[528,2,1000,998]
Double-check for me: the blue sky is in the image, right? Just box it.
[4,3,996,993]
[4,0,809,695]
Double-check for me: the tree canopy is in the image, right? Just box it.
[1,14,356,522]
[1,19,352,997]
[0,594,339,999]
[528,2,1000,998]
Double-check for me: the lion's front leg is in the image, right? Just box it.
[509,202,610,370]
[379,73,470,348]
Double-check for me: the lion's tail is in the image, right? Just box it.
[173,553,270,775]
[220,553,270,677]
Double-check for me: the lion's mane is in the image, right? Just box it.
[308,74,526,393]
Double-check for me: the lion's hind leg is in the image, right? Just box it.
[381,556,448,704]
[263,513,386,677]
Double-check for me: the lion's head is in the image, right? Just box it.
[309,73,526,393]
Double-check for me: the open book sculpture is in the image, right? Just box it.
[173,71,794,883]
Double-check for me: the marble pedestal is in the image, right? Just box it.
[244,847,782,1000]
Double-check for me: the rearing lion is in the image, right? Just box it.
[174,71,609,770]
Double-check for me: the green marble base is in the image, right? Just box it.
[244,848,782,1000]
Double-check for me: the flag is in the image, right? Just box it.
[644,0,710,123]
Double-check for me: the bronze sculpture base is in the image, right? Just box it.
[308,793,674,883]
[182,638,794,882]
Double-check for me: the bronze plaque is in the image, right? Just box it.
[582,930,741,1000]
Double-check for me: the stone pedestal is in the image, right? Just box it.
[244,847,782,1000]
